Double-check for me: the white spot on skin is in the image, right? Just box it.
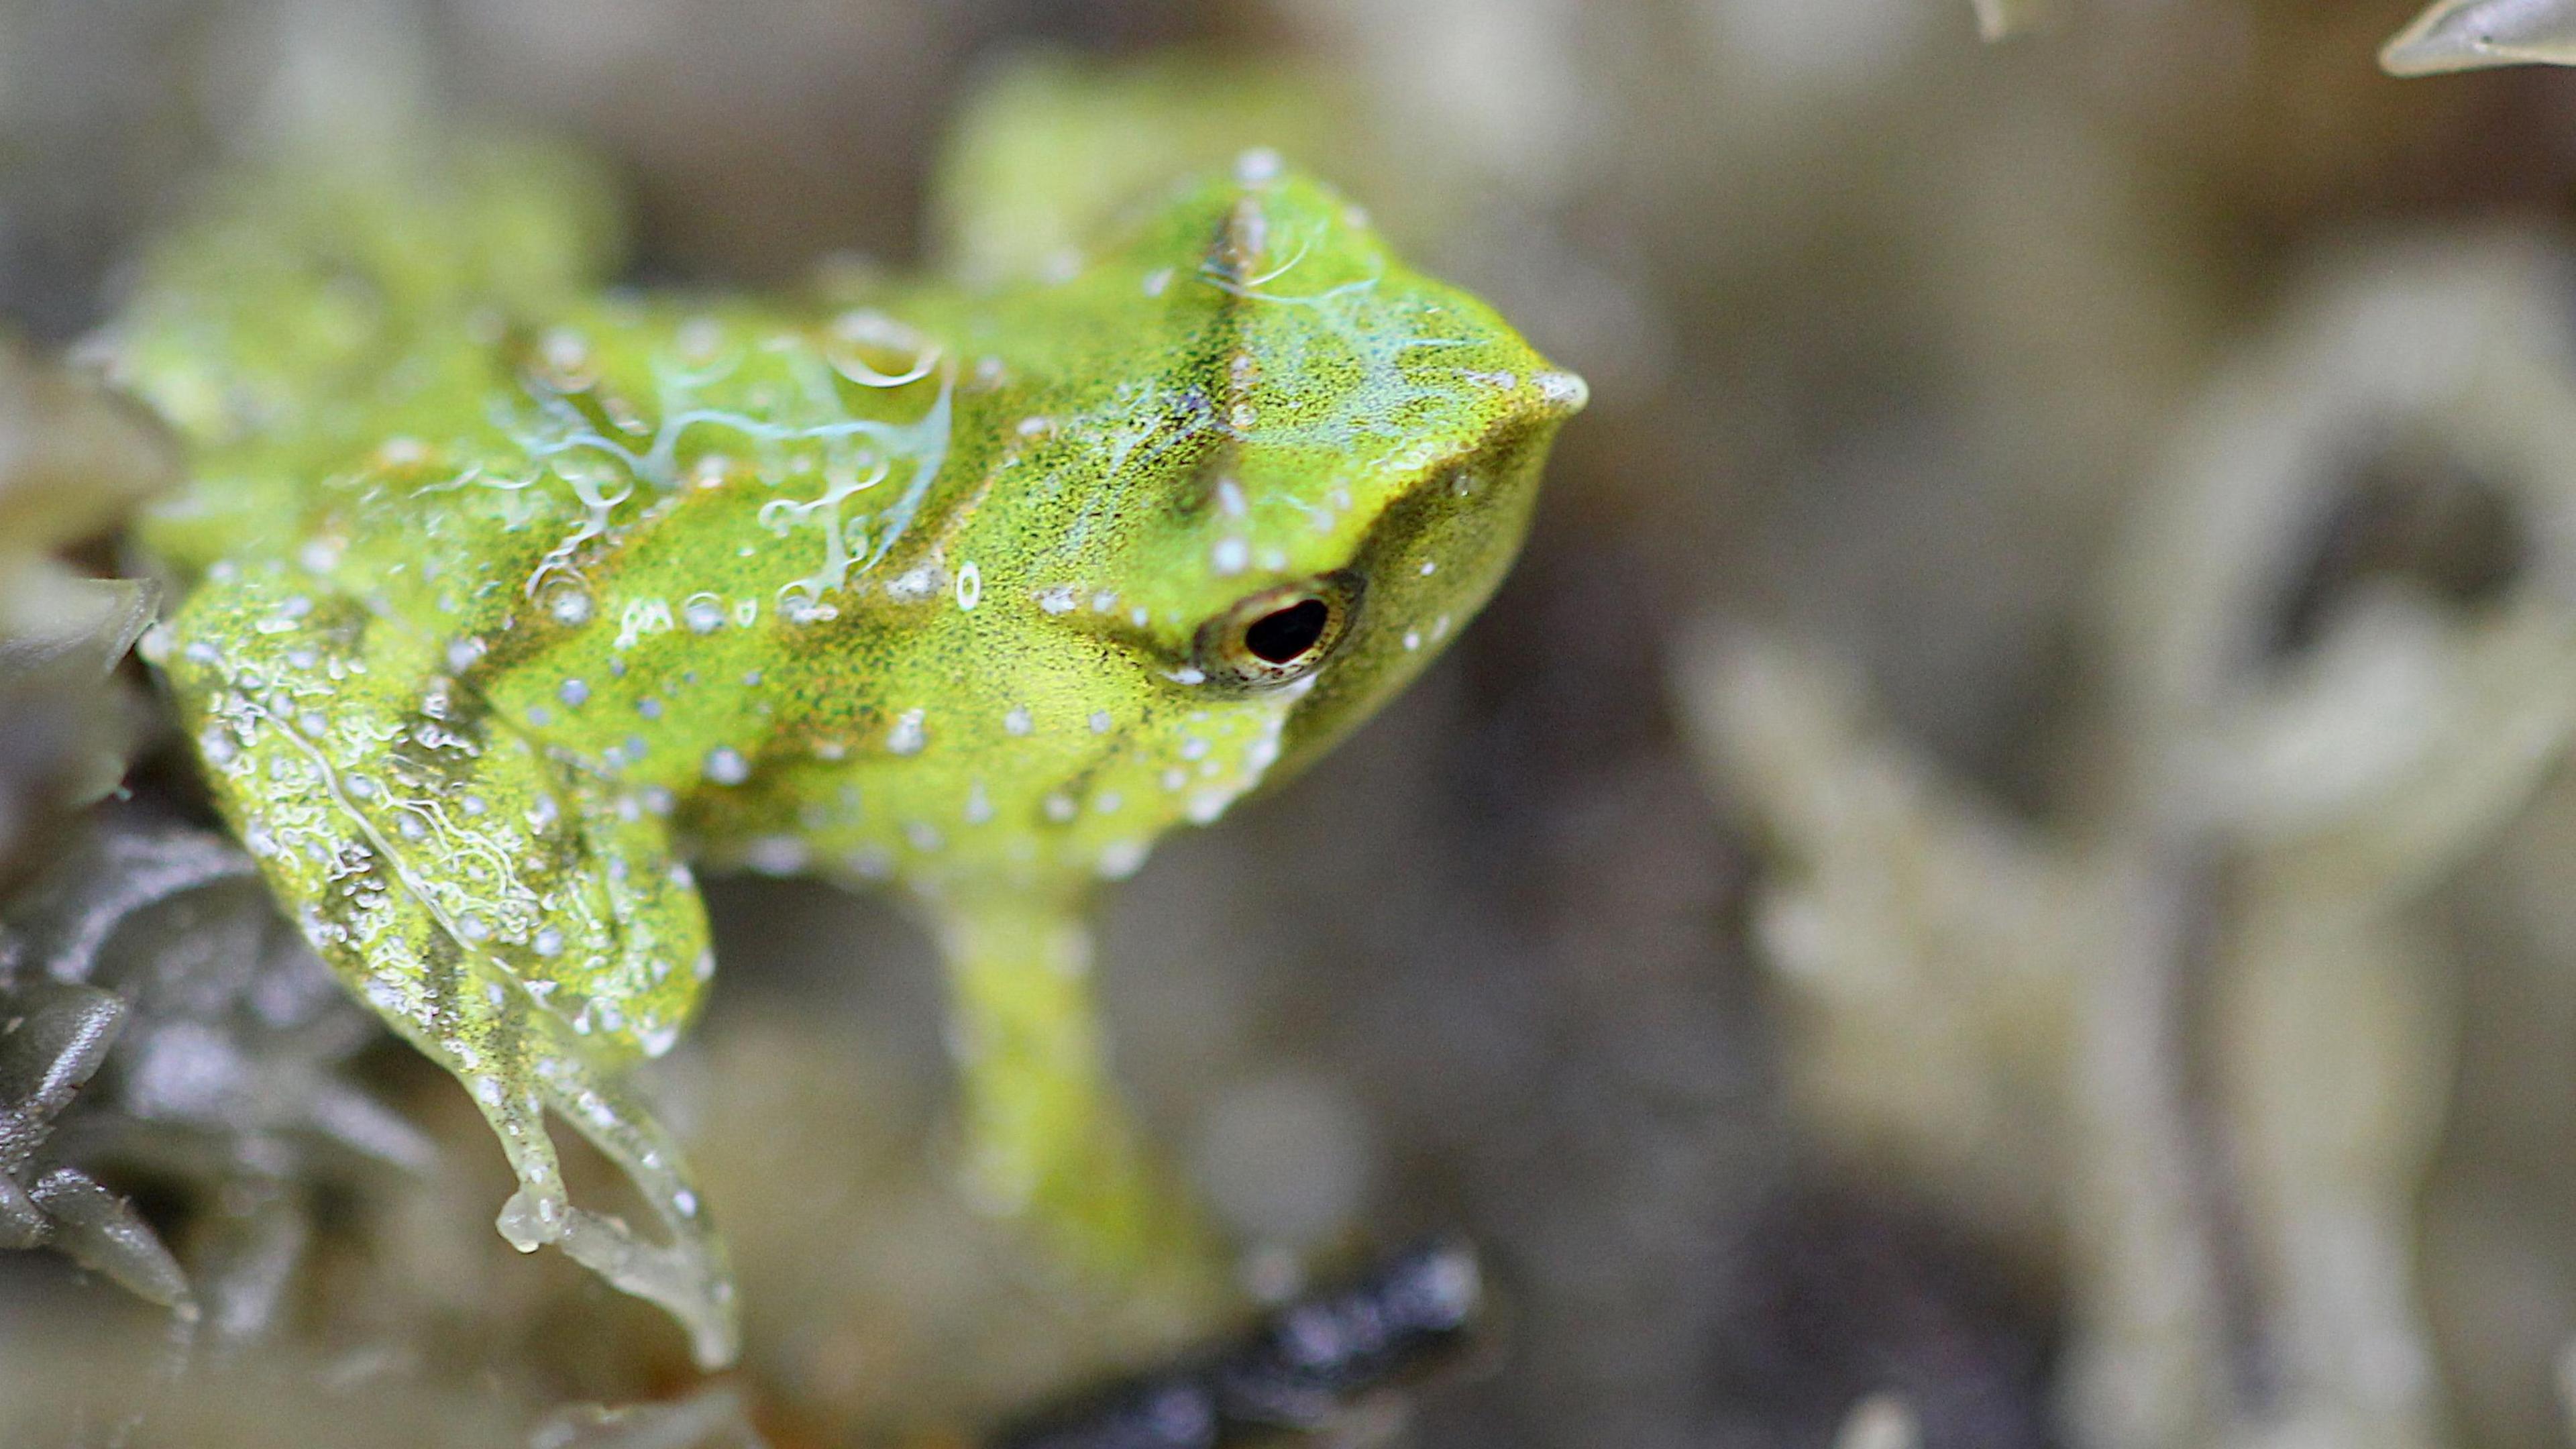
[549,590,592,626]
[1420,560,1438,576]
[1034,584,1077,615]
[886,564,943,602]
[956,561,983,610]
[541,327,590,376]
[1216,478,1248,517]
[1095,791,1123,815]
[1535,370,1589,411]
[1004,706,1033,737]
[1044,794,1077,823]
[1212,538,1250,576]
[888,709,927,755]
[676,313,723,358]
[1235,147,1283,184]
[684,596,726,633]
[1097,840,1150,879]
[1142,267,1173,297]
[559,678,589,707]
[965,781,994,824]
[747,837,809,875]
[532,927,565,957]
[905,820,945,853]
[704,746,751,786]
[1089,711,1114,735]
[1403,630,1421,651]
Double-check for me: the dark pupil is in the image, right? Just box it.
[1244,598,1331,664]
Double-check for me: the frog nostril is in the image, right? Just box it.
[1245,599,1330,663]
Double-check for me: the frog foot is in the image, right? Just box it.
[485,1038,738,1370]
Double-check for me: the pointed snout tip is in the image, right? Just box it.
[1532,368,1589,418]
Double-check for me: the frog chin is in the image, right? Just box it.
[1160,672,1316,832]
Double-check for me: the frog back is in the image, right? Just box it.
[99,138,624,582]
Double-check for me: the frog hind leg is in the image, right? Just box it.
[158,565,737,1368]
[922,888,1226,1306]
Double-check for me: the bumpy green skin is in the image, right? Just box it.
[107,138,1582,1367]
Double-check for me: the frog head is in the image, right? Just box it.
[904,156,1582,888]
[1142,160,1585,779]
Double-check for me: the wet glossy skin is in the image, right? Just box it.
[109,139,1582,1366]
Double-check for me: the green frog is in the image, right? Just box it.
[104,131,1582,1368]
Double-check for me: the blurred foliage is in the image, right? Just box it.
[2385,0,2576,74]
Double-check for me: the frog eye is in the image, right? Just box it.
[1195,574,1361,688]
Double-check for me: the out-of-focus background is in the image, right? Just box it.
[10,1,2576,1446]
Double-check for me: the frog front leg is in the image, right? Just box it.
[922,885,1222,1299]
[156,565,737,1367]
